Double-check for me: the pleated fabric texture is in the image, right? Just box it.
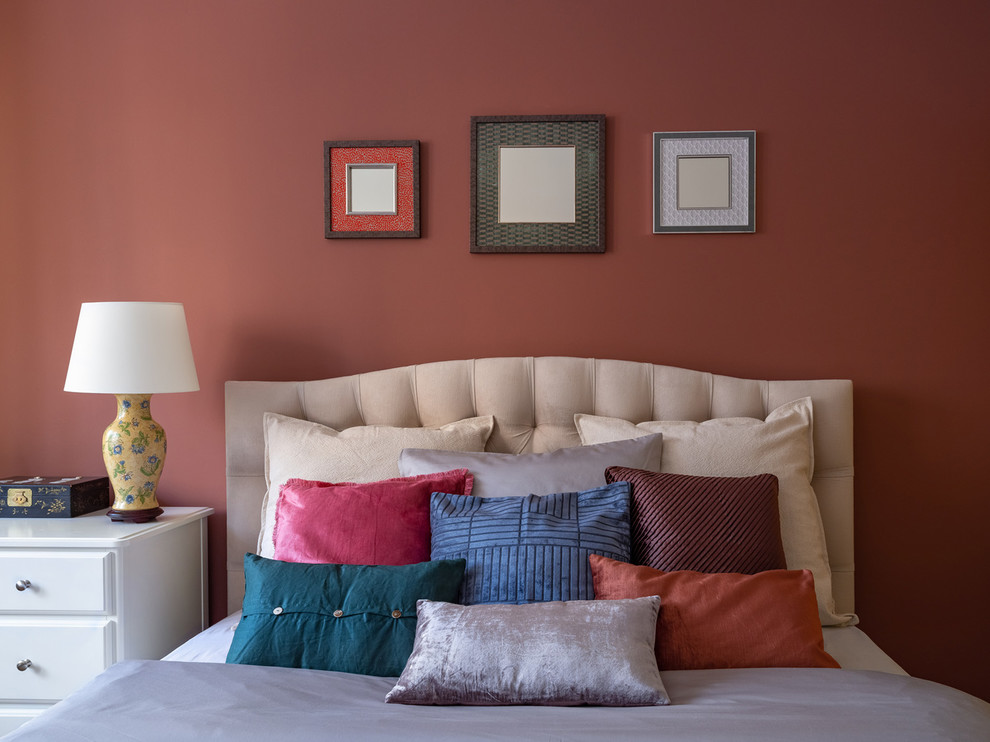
[430,482,630,604]
[604,467,786,574]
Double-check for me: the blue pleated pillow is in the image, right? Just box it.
[430,482,631,604]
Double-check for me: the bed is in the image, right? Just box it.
[6,357,989,741]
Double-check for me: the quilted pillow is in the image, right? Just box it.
[430,482,631,604]
[590,554,839,671]
[398,433,662,498]
[385,597,668,706]
[604,467,786,574]
[576,398,853,626]
[226,554,466,676]
[272,469,474,565]
[259,412,494,556]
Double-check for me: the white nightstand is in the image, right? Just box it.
[0,506,212,734]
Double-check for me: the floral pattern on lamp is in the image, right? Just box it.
[103,394,166,521]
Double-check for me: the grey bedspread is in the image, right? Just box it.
[7,660,990,741]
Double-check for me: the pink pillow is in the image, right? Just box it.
[272,469,473,565]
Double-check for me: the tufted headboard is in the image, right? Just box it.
[225,357,854,615]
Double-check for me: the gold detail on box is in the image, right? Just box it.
[6,489,31,507]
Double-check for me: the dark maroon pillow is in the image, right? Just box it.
[604,467,785,574]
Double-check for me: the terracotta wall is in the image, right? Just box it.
[2,0,988,700]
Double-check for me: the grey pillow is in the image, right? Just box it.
[385,597,668,706]
[398,434,663,498]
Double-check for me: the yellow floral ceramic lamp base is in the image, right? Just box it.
[103,394,165,523]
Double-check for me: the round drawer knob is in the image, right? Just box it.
[16,659,32,672]
[15,579,31,592]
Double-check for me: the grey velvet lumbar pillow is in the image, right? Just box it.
[385,597,668,707]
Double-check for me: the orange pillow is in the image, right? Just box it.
[589,554,839,670]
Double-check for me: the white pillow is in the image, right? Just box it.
[258,413,494,557]
[575,398,855,627]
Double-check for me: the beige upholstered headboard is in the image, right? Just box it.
[225,357,854,615]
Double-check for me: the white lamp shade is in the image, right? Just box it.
[64,302,200,394]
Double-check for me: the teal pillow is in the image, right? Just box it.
[226,554,466,676]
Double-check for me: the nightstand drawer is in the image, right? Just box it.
[0,620,113,701]
[0,552,113,613]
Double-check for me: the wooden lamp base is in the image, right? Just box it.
[108,506,164,523]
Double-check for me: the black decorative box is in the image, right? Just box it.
[0,476,112,518]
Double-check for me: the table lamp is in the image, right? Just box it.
[64,302,199,522]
